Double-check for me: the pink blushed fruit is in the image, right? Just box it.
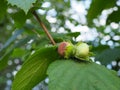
[58,42,74,58]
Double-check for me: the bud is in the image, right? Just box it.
[58,42,74,58]
[74,42,89,60]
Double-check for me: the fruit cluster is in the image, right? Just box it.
[58,42,90,61]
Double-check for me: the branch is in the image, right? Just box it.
[32,11,56,45]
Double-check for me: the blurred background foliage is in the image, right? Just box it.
[0,0,120,89]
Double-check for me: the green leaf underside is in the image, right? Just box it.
[95,48,120,65]
[47,60,120,90]
[12,46,60,90]
[7,0,37,14]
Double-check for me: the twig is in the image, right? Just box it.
[32,29,41,38]
[32,11,56,45]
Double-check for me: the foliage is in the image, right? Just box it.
[87,0,116,26]
[12,46,61,90]
[95,48,120,65]
[7,0,37,14]
[47,60,120,90]
[0,0,120,90]
[106,7,120,24]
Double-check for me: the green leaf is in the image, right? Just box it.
[0,29,24,52]
[15,36,34,48]
[47,60,120,90]
[0,49,13,71]
[11,10,31,28]
[87,0,116,26]
[0,0,7,19]
[66,32,80,38]
[95,48,120,65]
[7,0,37,14]
[11,48,26,58]
[106,7,120,24]
[92,45,109,54]
[0,36,33,71]
[52,32,80,43]
[12,46,61,90]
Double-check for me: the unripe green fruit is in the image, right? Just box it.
[58,42,90,61]
[58,42,74,58]
[74,42,89,60]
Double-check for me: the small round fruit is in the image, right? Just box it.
[74,42,89,60]
[58,42,74,58]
